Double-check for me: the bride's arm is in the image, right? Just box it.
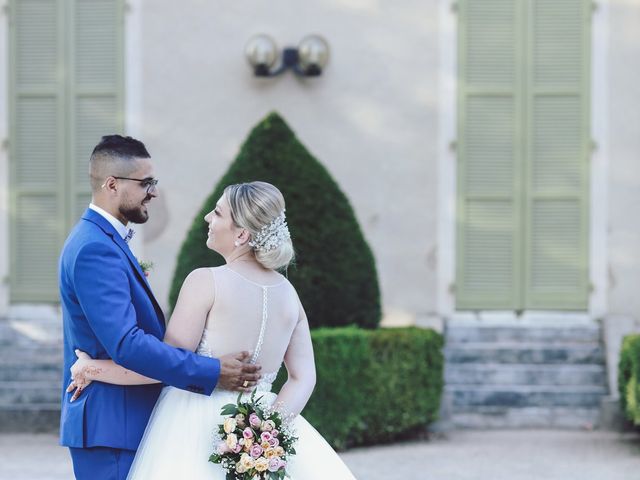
[273,300,316,418]
[69,350,158,391]
[162,268,215,351]
[68,268,215,398]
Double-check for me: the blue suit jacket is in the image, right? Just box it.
[59,208,220,450]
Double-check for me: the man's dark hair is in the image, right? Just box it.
[89,135,151,191]
[91,134,150,159]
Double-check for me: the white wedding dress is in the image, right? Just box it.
[127,266,356,479]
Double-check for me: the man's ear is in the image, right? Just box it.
[102,176,118,194]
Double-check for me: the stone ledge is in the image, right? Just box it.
[0,406,60,433]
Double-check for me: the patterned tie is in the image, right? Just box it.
[124,228,135,243]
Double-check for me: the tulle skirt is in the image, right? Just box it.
[127,386,357,479]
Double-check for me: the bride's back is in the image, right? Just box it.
[197,265,300,376]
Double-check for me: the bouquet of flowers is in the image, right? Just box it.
[209,390,297,480]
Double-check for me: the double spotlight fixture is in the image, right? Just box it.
[245,34,330,78]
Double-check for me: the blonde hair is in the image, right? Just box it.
[224,181,295,270]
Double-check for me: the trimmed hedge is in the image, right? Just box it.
[274,326,444,450]
[619,334,640,424]
[169,112,381,329]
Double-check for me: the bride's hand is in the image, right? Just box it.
[67,349,94,402]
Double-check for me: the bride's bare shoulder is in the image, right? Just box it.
[280,276,303,302]
[178,268,215,293]
[184,266,228,288]
[184,267,218,279]
[208,265,227,275]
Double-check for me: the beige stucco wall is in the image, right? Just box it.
[138,0,441,322]
[1,0,638,328]
[607,0,640,320]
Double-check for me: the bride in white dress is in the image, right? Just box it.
[69,181,357,479]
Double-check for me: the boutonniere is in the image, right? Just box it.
[138,260,154,277]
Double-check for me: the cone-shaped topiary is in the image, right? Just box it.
[169,112,381,329]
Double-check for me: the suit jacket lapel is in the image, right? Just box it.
[81,209,166,329]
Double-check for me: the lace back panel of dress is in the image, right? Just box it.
[196,267,299,384]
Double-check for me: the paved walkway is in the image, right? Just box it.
[1,430,639,479]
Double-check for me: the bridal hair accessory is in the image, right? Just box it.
[248,211,290,252]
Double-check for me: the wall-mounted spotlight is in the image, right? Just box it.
[245,34,330,77]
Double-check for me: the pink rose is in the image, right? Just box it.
[268,437,279,448]
[216,442,230,454]
[261,419,276,432]
[249,413,262,428]
[268,457,281,472]
[233,443,242,454]
[242,427,254,439]
[271,429,279,438]
[250,444,264,459]
[260,431,272,443]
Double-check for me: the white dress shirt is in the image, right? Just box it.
[89,203,130,240]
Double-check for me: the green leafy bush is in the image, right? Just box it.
[362,327,443,443]
[296,327,370,448]
[274,326,444,449]
[169,112,381,329]
[619,334,640,424]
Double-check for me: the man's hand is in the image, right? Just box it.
[218,351,261,392]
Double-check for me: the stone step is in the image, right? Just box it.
[0,362,62,382]
[444,343,604,364]
[0,347,62,362]
[448,406,602,429]
[445,364,607,386]
[446,385,608,409]
[0,319,64,433]
[0,320,62,347]
[446,325,601,345]
[0,405,60,433]
[0,381,61,406]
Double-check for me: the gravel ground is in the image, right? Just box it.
[1,430,640,480]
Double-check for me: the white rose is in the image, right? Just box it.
[261,420,276,432]
[240,453,255,470]
[255,457,269,472]
[225,433,238,450]
[223,418,237,434]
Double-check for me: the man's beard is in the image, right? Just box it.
[119,199,150,224]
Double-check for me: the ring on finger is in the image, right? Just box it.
[242,380,249,388]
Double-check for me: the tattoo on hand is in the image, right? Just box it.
[83,365,103,378]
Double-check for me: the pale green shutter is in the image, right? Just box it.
[10,0,65,301]
[456,0,522,309]
[9,0,124,302]
[523,0,590,308]
[69,0,124,222]
[456,0,590,310]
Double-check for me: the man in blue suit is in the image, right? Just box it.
[59,135,261,479]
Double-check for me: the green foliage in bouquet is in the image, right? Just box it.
[209,390,296,480]
[169,112,381,329]
[273,326,444,449]
[619,334,640,424]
